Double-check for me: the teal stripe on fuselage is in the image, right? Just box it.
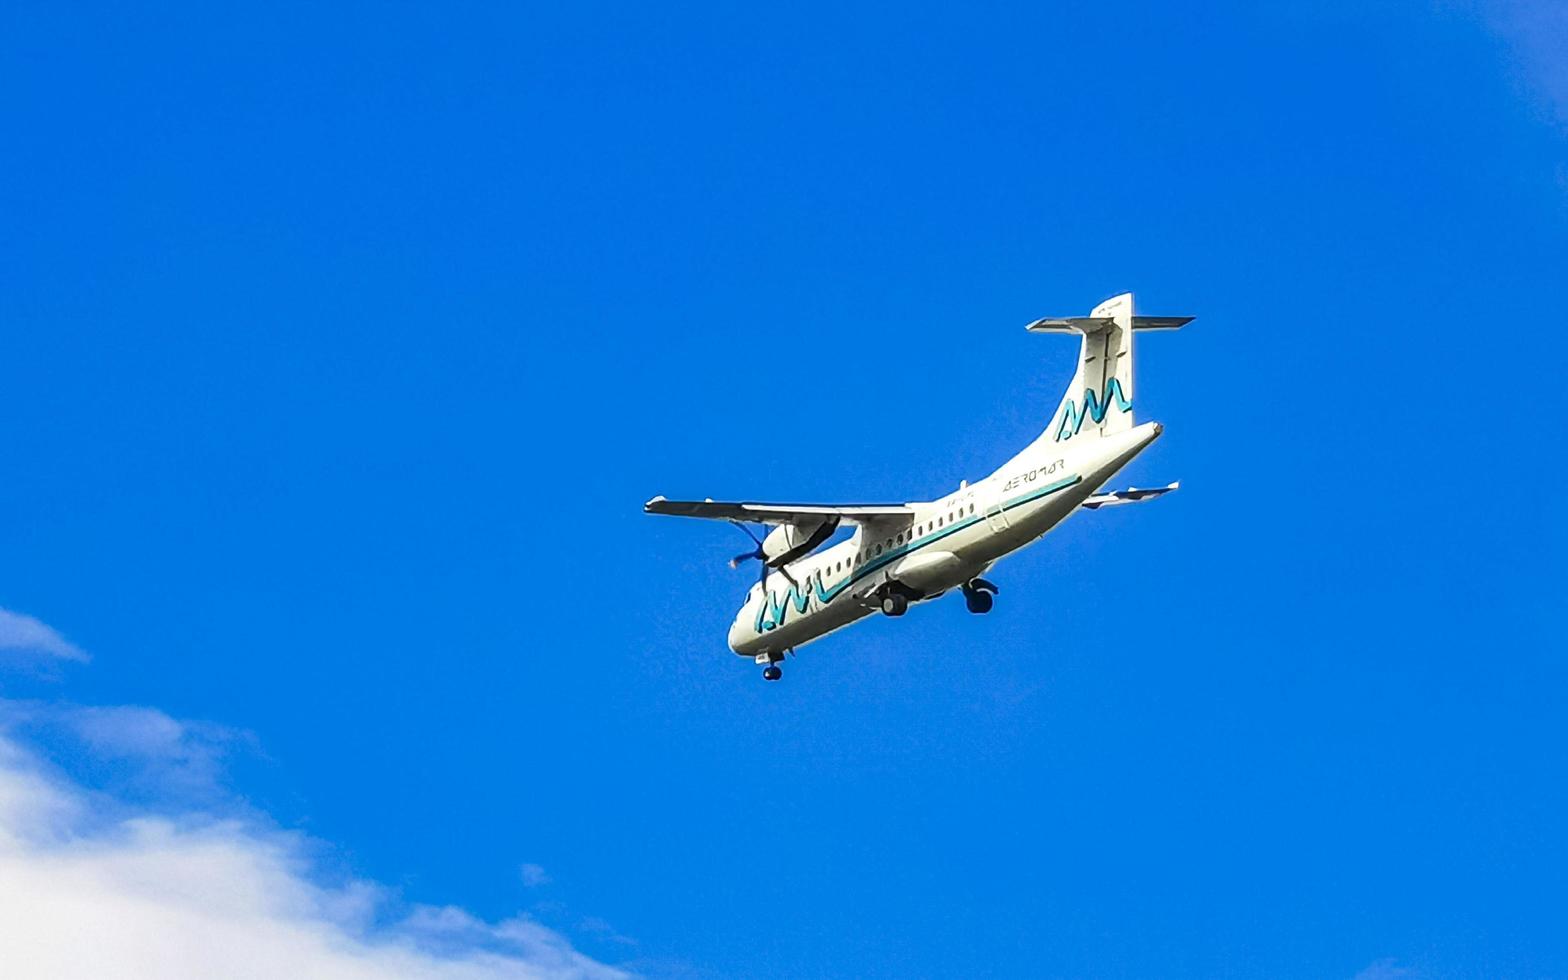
[755,473,1083,632]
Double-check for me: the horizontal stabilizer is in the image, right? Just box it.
[1080,481,1180,509]
[1026,315,1193,334]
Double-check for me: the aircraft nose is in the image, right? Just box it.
[728,609,763,656]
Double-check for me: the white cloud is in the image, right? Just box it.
[521,863,552,887]
[0,608,632,980]
[0,724,631,980]
[0,608,87,663]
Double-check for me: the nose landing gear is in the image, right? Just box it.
[756,651,787,681]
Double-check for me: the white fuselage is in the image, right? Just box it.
[728,420,1164,657]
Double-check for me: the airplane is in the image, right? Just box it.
[645,292,1189,681]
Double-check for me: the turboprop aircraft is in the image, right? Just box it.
[645,293,1189,681]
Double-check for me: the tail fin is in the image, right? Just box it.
[1026,292,1190,446]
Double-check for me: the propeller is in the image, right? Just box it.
[728,521,765,568]
[728,521,796,590]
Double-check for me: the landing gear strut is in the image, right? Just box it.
[963,578,998,614]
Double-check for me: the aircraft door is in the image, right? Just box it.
[984,501,1010,533]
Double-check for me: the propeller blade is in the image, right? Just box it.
[729,547,764,569]
[725,520,797,591]
[727,521,768,570]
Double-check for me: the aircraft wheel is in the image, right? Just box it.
[965,591,994,614]
[762,665,783,681]
[880,593,908,617]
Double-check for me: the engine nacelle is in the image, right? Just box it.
[761,518,838,565]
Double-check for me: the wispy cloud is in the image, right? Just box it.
[579,917,639,948]
[1472,0,1568,126]
[0,610,632,980]
[521,863,553,887]
[0,608,87,663]
[0,700,250,804]
[1353,957,1416,980]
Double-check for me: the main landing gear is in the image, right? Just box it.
[877,582,920,617]
[963,578,999,614]
[880,592,909,617]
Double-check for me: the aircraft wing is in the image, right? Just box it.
[1080,481,1180,509]
[645,496,915,526]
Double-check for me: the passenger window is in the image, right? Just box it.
[875,544,882,556]
[937,517,943,527]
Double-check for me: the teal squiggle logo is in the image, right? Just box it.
[755,573,831,633]
[1055,378,1131,442]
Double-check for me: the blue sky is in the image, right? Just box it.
[1,2,1565,977]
